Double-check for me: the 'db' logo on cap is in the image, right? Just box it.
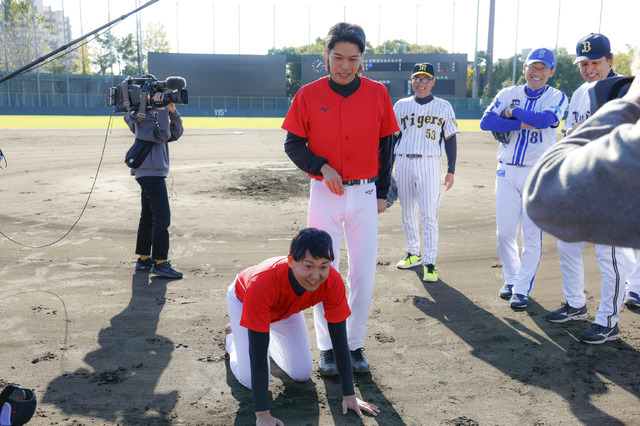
[538,49,548,58]
[581,41,592,53]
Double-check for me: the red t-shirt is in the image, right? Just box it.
[282,76,400,180]
[235,256,351,333]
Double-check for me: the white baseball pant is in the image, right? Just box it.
[495,164,542,297]
[557,240,586,308]
[625,250,640,293]
[395,155,442,265]
[308,179,378,351]
[225,281,313,389]
[594,245,634,328]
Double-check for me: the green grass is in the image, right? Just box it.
[0,115,483,131]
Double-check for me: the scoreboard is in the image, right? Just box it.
[301,53,468,99]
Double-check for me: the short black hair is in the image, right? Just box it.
[323,22,366,74]
[325,22,366,53]
[289,228,334,262]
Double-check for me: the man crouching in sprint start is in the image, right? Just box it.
[225,228,379,425]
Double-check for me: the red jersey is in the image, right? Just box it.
[282,76,399,181]
[235,256,351,333]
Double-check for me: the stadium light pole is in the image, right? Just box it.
[1,2,11,106]
[107,0,114,83]
[378,5,380,54]
[451,1,455,53]
[555,0,561,55]
[176,2,179,53]
[598,0,603,32]
[308,6,310,54]
[31,0,41,107]
[512,0,520,85]
[79,0,86,107]
[471,0,479,99]
[415,4,418,54]
[62,0,71,106]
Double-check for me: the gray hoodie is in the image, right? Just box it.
[124,108,184,178]
[524,98,640,248]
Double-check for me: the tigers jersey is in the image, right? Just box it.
[484,85,567,165]
[393,96,460,156]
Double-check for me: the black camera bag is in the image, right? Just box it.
[125,138,153,169]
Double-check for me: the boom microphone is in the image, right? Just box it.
[165,76,187,90]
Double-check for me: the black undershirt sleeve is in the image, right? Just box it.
[444,134,457,174]
[284,132,328,176]
[327,320,355,396]
[248,329,271,412]
[376,135,394,199]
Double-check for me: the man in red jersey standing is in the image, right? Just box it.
[283,22,399,376]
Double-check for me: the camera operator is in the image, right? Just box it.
[524,52,640,249]
[125,76,184,279]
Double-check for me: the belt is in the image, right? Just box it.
[315,177,377,186]
[397,154,423,159]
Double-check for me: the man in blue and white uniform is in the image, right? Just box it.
[480,47,567,308]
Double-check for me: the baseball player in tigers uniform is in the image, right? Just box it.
[282,23,399,375]
[480,47,567,309]
[544,33,635,344]
[393,63,460,282]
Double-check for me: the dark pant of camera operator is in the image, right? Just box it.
[125,92,184,278]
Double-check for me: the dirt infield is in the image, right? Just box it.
[1,127,639,425]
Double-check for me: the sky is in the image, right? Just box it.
[43,0,639,62]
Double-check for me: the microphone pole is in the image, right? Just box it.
[0,0,160,84]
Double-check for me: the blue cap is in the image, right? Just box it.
[525,48,555,69]
[574,33,611,64]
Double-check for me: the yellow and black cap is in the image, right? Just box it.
[411,63,434,79]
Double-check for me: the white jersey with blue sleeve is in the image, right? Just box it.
[484,85,567,165]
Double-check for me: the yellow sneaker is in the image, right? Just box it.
[423,264,438,282]
[397,253,422,269]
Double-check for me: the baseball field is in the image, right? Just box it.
[0,121,638,425]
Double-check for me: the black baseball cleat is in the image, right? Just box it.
[350,348,370,373]
[318,349,338,376]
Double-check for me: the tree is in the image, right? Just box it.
[86,22,171,76]
[0,0,56,72]
[613,45,635,76]
[271,37,448,97]
[142,22,170,71]
[371,40,447,55]
[269,36,324,97]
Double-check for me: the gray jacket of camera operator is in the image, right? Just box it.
[124,108,183,178]
[524,98,640,248]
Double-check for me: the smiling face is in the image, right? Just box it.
[288,251,331,293]
[523,61,555,91]
[411,74,435,98]
[578,56,613,83]
[327,41,363,85]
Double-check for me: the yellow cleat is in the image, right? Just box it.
[397,253,422,269]
[423,264,438,282]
